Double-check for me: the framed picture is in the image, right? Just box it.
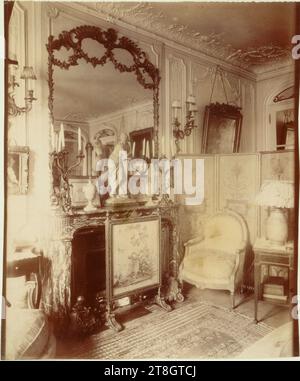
[7,146,29,195]
[107,216,161,300]
[202,103,242,154]
[129,127,154,159]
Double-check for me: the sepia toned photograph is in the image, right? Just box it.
[1,0,299,363]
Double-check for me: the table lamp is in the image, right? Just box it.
[255,180,294,245]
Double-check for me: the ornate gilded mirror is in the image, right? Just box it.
[47,26,160,211]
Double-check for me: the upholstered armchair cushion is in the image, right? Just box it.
[184,249,237,280]
[185,236,245,258]
[203,214,245,246]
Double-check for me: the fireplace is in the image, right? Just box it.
[71,226,106,306]
[43,204,182,332]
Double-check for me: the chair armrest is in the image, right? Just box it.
[236,240,247,252]
[230,246,246,283]
[230,252,241,281]
[184,237,203,247]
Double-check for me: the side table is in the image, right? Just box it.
[253,238,294,323]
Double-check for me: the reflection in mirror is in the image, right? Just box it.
[63,127,87,176]
[52,47,153,176]
[129,127,154,160]
[276,109,294,150]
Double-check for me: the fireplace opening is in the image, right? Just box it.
[71,226,105,307]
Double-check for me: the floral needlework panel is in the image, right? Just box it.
[261,151,294,181]
[112,219,160,297]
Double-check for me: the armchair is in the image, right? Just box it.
[179,209,249,309]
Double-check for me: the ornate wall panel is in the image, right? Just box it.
[218,154,259,243]
[190,62,213,155]
[261,150,294,181]
[167,54,187,154]
[177,155,216,246]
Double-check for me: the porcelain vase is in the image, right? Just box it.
[84,179,97,212]
[266,207,288,245]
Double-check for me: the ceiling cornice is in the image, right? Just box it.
[255,62,295,82]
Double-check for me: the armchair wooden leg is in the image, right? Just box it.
[230,291,235,310]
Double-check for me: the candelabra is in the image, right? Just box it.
[50,149,85,214]
[172,95,198,153]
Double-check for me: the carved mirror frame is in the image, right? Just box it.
[47,25,160,143]
[46,25,160,210]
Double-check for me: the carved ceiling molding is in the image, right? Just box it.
[226,45,291,67]
[84,2,292,71]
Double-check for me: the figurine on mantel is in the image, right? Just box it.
[103,132,135,207]
[83,141,97,212]
[94,137,107,207]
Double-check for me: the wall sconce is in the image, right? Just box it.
[8,62,37,117]
[50,123,85,214]
[172,95,198,153]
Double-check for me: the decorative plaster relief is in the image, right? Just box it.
[89,2,292,71]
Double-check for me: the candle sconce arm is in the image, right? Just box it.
[64,152,85,178]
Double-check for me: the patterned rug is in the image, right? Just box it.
[57,298,273,359]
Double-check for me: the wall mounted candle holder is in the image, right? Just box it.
[8,60,37,117]
[172,95,198,153]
